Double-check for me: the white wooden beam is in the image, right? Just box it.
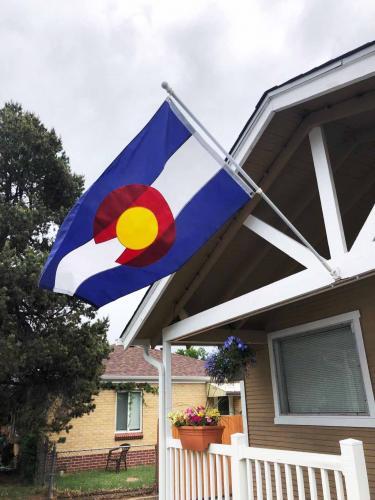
[172,329,267,345]
[163,242,375,343]
[224,128,375,304]
[163,267,333,342]
[351,204,375,253]
[167,88,373,321]
[122,51,375,350]
[156,91,375,326]
[309,126,347,258]
[243,215,320,269]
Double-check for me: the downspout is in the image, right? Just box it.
[142,345,166,497]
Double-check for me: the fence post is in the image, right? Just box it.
[47,443,57,500]
[230,433,248,500]
[340,438,370,500]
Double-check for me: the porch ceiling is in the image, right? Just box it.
[124,70,375,347]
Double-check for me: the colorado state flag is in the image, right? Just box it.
[39,100,252,307]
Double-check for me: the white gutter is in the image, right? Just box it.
[142,344,166,497]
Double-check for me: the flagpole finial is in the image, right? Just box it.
[161,81,174,96]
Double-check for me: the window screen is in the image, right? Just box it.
[116,392,141,432]
[128,392,141,431]
[273,324,369,415]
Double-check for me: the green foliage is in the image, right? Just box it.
[0,102,111,478]
[175,346,208,360]
[0,466,155,497]
[17,434,38,483]
[100,381,158,395]
[0,483,46,498]
[55,466,155,493]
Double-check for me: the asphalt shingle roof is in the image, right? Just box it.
[103,345,207,378]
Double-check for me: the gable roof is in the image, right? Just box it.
[102,345,207,380]
[120,40,375,349]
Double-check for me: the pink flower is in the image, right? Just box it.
[190,415,202,425]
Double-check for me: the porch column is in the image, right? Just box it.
[240,380,249,445]
[163,339,173,437]
[163,338,172,500]
[142,345,166,497]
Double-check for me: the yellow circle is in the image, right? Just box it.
[116,206,158,250]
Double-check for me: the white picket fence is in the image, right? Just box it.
[166,433,370,500]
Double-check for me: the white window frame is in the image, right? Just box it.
[115,391,143,433]
[268,310,375,427]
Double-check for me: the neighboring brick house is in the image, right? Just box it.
[55,346,209,471]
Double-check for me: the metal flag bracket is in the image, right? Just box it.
[161,81,340,281]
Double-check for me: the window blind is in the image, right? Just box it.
[128,392,141,430]
[274,324,369,415]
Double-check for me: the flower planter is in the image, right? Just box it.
[177,425,224,451]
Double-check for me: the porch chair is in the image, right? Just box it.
[105,443,130,473]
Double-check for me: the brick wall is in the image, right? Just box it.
[57,447,156,473]
[55,382,207,453]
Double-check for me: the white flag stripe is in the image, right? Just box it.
[54,238,123,295]
[53,134,223,295]
[152,131,223,217]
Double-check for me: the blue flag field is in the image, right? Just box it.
[39,100,251,307]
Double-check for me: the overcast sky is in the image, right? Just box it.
[1,0,374,343]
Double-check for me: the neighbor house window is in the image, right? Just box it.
[269,311,375,427]
[116,392,142,432]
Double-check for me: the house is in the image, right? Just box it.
[207,382,242,416]
[55,346,210,471]
[121,41,375,499]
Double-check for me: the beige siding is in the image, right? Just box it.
[245,275,375,496]
[56,382,207,451]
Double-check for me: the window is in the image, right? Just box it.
[218,397,230,415]
[269,311,375,427]
[116,392,142,432]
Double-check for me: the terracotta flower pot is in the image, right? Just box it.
[177,425,224,451]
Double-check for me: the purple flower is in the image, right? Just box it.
[224,336,236,349]
[205,336,255,383]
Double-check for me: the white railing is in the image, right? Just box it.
[166,433,370,500]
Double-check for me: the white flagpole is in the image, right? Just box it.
[161,81,339,279]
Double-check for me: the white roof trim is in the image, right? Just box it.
[120,275,174,349]
[120,43,375,349]
[101,374,209,383]
[233,44,375,165]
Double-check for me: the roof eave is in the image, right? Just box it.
[119,40,375,349]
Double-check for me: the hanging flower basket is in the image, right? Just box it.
[168,406,223,451]
[204,336,256,383]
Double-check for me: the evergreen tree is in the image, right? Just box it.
[175,346,208,360]
[0,102,111,479]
